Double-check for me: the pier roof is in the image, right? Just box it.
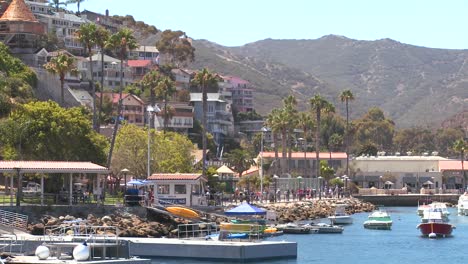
[0,161,108,173]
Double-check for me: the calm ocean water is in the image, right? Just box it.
[150,206,468,264]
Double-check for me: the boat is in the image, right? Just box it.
[166,206,199,218]
[458,193,468,216]
[417,210,455,238]
[328,204,353,224]
[307,222,344,233]
[363,210,392,230]
[277,223,312,234]
[262,227,284,237]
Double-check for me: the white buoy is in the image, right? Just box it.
[428,233,437,239]
[72,241,90,261]
[35,244,50,260]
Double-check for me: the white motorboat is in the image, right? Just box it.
[458,193,468,216]
[307,222,344,233]
[363,210,392,230]
[328,204,353,224]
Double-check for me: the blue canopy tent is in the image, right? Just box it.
[225,202,267,216]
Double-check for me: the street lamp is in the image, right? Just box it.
[121,168,129,193]
[318,176,323,200]
[298,138,306,178]
[297,176,302,200]
[342,175,348,197]
[260,127,268,202]
[273,175,279,203]
[147,105,161,179]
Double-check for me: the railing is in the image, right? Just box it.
[0,209,28,231]
[43,222,120,260]
[44,221,119,244]
[177,223,219,239]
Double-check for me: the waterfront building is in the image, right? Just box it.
[352,153,446,190]
[146,173,207,206]
[80,9,121,33]
[261,151,348,178]
[172,68,193,90]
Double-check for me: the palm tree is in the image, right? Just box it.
[340,89,354,177]
[310,94,335,179]
[226,149,255,184]
[453,139,467,189]
[44,53,78,106]
[94,26,110,132]
[191,68,219,177]
[76,23,98,131]
[283,95,298,174]
[297,112,313,177]
[266,109,282,175]
[66,0,85,13]
[49,0,67,12]
[155,76,176,132]
[140,70,162,107]
[105,28,138,169]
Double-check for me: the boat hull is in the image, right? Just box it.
[363,221,392,230]
[417,223,453,237]
[328,216,353,225]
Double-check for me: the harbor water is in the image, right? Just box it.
[150,206,468,264]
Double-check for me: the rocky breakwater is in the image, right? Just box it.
[27,209,229,238]
[260,198,375,223]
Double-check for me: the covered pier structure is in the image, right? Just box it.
[0,161,109,206]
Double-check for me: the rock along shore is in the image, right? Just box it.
[27,198,374,237]
[257,198,375,223]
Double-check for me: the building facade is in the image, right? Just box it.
[351,155,446,190]
[219,75,254,113]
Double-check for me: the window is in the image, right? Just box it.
[158,185,170,194]
[174,185,186,194]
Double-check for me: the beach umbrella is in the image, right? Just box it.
[384,181,394,185]
[127,179,144,186]
[225,202,267,215]
[424,181,434,185]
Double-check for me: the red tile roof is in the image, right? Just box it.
[96,92,145,105]
[262,152,348,159]
[148,173,206,181]
[0,161,108,173]
[127,60,151,68]
[439,160,465,171]
[0,0,39,22]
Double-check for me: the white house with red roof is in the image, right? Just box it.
[146,173,207,206]
[128,46,159,65]
[127,59,157,81]
[97,92,145,126]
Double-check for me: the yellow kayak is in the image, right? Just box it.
[166,206,199,219]
[220,223,254,232]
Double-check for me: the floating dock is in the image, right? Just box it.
[124,237,297,261]
[7,256,150,264]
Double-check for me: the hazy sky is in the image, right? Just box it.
[71,0,468,49]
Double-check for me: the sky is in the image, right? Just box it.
[70,0,468,49]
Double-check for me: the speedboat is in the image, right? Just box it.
[276,223,312,234]
[417,210,455,238]
[328,204,353,224]
[458,193,468,216]
[363,210,392,230]
[307,222,344,233]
